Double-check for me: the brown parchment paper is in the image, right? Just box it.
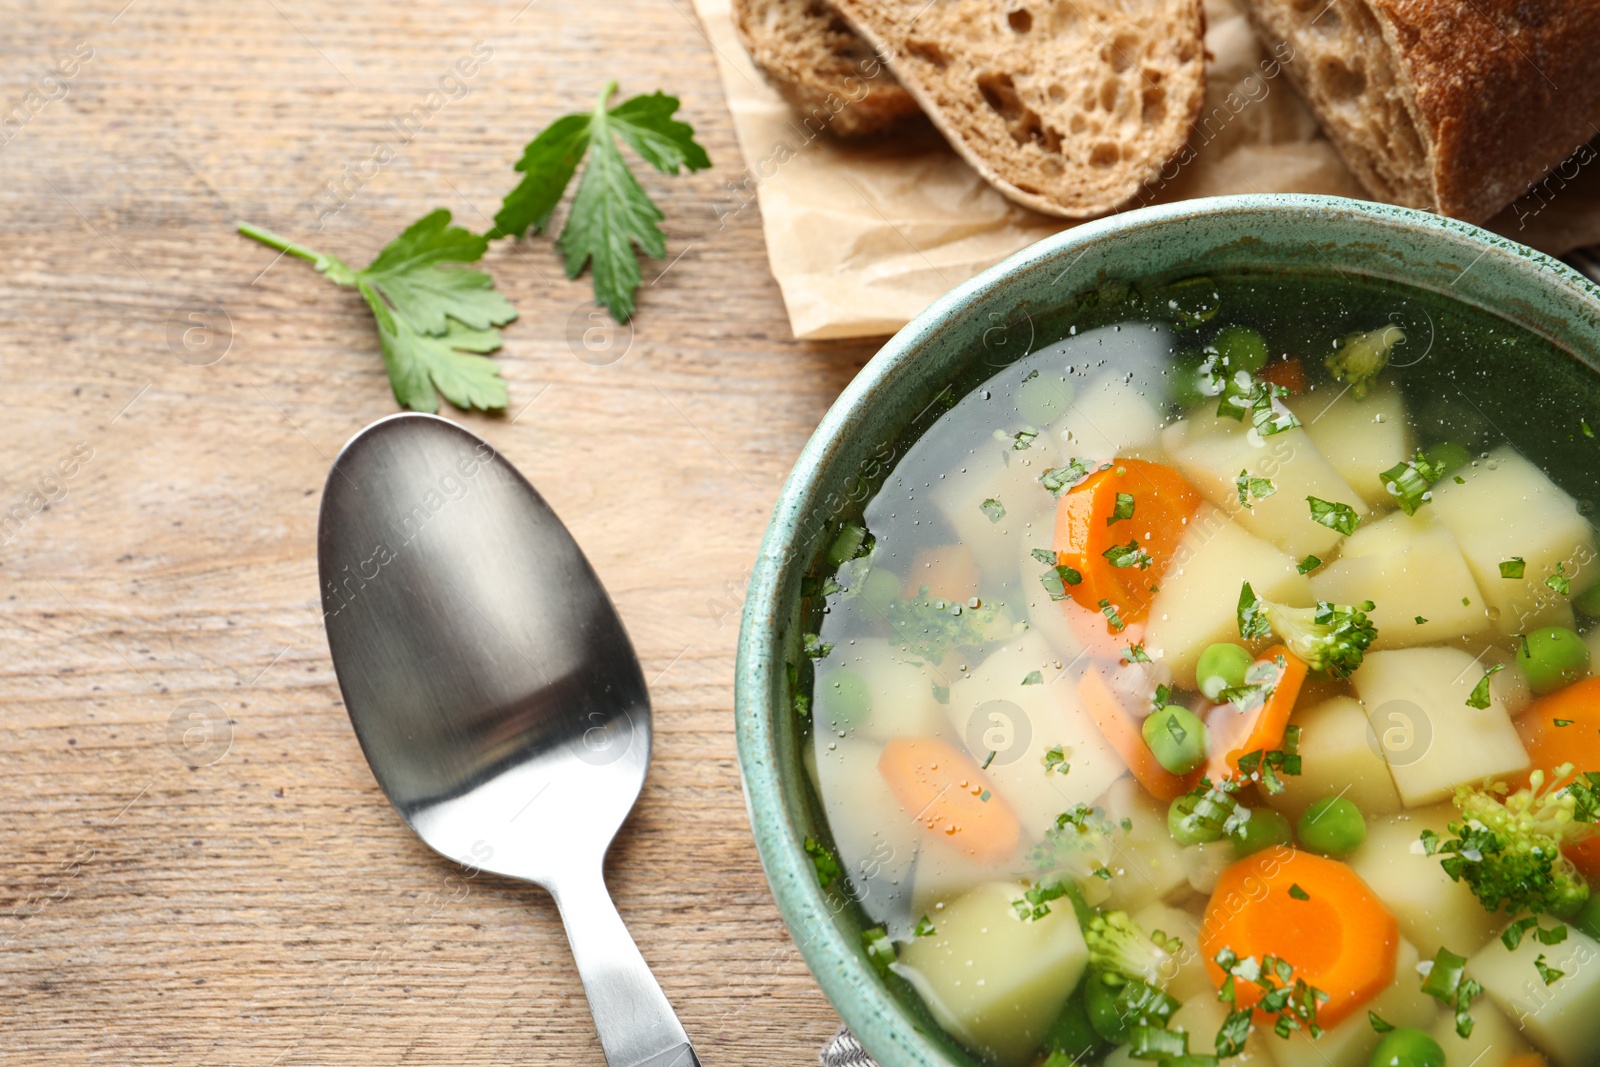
[691,0,1600,340]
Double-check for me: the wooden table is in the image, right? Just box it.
[0,2,873,1061]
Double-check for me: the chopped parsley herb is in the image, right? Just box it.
[804,837,841,887]
[1108,492,1136,525]
[1033,549,1084,601]
[1235,470,1278,510]
[1215,1007,1253,1057]
[1379,451,1445,515]
[1307,496,1361,535]
[1297,555,1322,574]
[1585,418,1595,439]
[1237,726,1303,794]
[1466,664,1505,709]
[1219,374,1301,436]
[1455,475,1467,484]
[861,925,895,973]
[1152,684,1173,710]
[1102,539,1154,569]
[1013,880,1071,921]
[1237,581,1272,641]
[1288,884,1310,901]
[1368,1012,1394,1033]
[1042,745,1069,776]
[979,497,1006,523]
[1126,644,1152,664]
[1012,428,1039,451]
[913,915,936,938]
[1420,947,1482,1039]
[802,633,833,659]
[1535,954,1566,985]
[1415,616,1429,625]
[792,692,810,719]
[980,749,996,770]
[1500,557,1527,580]
[1555,718,1575,727]
[978,789,991,802]
[886,588,1005,663]
[1502,916,1569,950]
[1040,459,1092,496]
[1098,598,1127,632]
[1021,670,1043,686]
[1547,562,1572,597]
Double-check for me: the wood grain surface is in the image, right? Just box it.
[0,2,871,1061]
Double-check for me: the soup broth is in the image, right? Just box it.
[800,271,1600,1067]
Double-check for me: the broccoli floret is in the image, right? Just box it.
[1083,910,1182,988]
[1423,765,1592,920]
[1325,325,1404,399]
[1237,582,1378,678]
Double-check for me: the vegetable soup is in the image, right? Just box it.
[797,272,1600,1067]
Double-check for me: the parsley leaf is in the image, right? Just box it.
[1288,884,1310,901]
[980,497,1006,523]
[1307,496,1361,535]
[492,83,711,321]
[1022,670,1044,686]
[1379,451,1445,515]
[1500,557,1527,579]
[1102,539,1153,569]
[1108,492,1136,524]
[237,211,517,412]
[1040,459,1093,496]
[1547,562,1572,597]
[913,915,936,938]
[1467,664,1504,709]
[1235,469,1278,510]
[1297,555,1322,574]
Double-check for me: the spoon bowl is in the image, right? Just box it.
[320,412,697,1067]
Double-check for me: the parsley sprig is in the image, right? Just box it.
[491,82,710,320]
[238,211,517,412]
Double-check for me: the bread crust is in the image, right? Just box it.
[1244,0,1600,223]
[732,0,922,138]
[828,0,1208,219]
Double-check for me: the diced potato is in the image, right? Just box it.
[1430,993,1534,1067]
[812,739,919,922]
[1183,840,1235,895]
[1351,647,1530,806]
[1168,993,1279,1066]
[932,448,1059,587]
[1472,923,1600,1067]
[1013,534,1086,666]
[1429,446,1596,635]
[1131,902,1211,1004]
[1096,776,1190,913]
[1347,804,1500,958]
[1145,507,1315,686]
[1289,381,1415,509]
[823,638,948,742]
[1050,369,1166,464]
[897,881,1090,1067]
[1263,696,1403,822]
[1163,416,1371,559]
[1270,940,1437,1067]
[946,636,1126,840]
[1310,511,1489,648]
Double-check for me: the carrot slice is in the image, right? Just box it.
[1079,667,1202,802]
[1051,459,1200,636]
[1201,849,1400,1030]
[877,737,1020,866]
[1205,646,1308,781]
[1260,357,1307,395]
[1514,676,1600,878]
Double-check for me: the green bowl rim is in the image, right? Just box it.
[733,192,1600,1067]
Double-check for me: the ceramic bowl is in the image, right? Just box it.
[734,193,1600,1067]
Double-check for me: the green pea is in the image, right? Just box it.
[1230,808,1293,858]
[1207,325,1270,374]
[1016,371,1075,426]
[1170,351,1222,408]
[858,566,902,616]
[1574,894,1600,941]
[1142,705,1208,775]
[1368,1027,1445,1067]
[1517,625,1590,695]
[1298,796,1367,858]
[1169,792,1223,846]
[1197,642,1254,701]
[817,667,871,727]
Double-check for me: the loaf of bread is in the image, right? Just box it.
[826,0,1208,218]
[1242,0,1600,223]
[732,0,922,137]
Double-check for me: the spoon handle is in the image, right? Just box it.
[550,869,702,1067]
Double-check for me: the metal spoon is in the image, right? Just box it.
[318,412,699,1067]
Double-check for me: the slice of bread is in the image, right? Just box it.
[827,0,1207,218]
[1241,0,1600,223]
[733,0,923,138]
